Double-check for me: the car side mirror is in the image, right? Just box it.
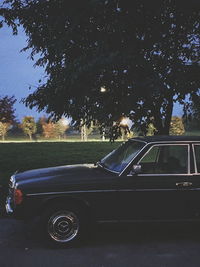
[130,164,142,175]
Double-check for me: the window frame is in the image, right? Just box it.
[192,144,200,174]
[137,143,190,176]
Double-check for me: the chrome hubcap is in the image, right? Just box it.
[48,211,79,243]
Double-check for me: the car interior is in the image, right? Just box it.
[139,145,188,174]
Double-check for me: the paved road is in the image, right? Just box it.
[1,217,200,267]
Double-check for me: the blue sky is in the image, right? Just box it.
[0,25,46,120]
[0,24,182,122]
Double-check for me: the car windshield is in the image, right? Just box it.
[99,140,145,173]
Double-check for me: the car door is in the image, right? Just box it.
[186,143,200,220]
[116,143,193,221]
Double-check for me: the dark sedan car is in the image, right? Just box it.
[5,136,200,245]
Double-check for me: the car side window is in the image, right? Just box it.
[138,146,160,173]
[194,145,200,173]
[139,145,188,174]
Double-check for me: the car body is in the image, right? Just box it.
[5,136,200,245]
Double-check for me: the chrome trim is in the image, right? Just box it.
[188,144,191,174]
[27,189,118,196]
[5,197,13,214]
[137,187,200,191]
[26,186,200,197]
[98,218,200,224]
[192,144,199,174]
[176,181,193,187]
[10,175,16,189]
[148,141,200,144]
[130,139,148,144]
[135,187,200,191]
[136,143,190,175]
[137,174,193,177]
[135,189,176,191]
[97,162,119,174]
[48,211,79,243]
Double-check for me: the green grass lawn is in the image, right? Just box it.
[0,141,120,187]
[185,130,200,136]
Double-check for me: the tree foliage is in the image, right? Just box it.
[1,1,199,137]
[41,118,69,139]
[0,95,16,124]
[55,118,69,139]
[169,116,185,135]
[21,116,37,140]
[0,122,10,140]
[146,123,157,136]
[42,121,56,138]
[0,95,16,140]
[36,116,47,135]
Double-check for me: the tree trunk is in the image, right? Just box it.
[152,94,174,135]
[81,125,84,141]
[29,133,32,141]
[163,94,174,135]
[151,103,164,135]
[81,124,88,141]
[102,130,105,141]
[83,125,88,141]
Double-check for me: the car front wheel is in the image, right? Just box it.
[42,205,84,246]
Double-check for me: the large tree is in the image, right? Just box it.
[1,0,199,136]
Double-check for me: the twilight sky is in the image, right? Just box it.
[0,24,46,120]
[0,24,182,122]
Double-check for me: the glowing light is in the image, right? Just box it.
[100,87,106,93]
[61,118,71,126]
[120,118,129,126]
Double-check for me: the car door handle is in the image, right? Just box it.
[176,182,193,187]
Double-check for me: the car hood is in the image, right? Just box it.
[13,164,116,192]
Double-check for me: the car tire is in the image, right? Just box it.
[41,204,85,247]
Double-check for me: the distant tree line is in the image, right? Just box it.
[20,116,71,140]
[0,95,100,140]
[2,94,200,141]
[0,95,71,140]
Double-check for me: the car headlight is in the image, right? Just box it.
[10,175,16,189]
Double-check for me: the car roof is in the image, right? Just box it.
[131,135,200,143]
